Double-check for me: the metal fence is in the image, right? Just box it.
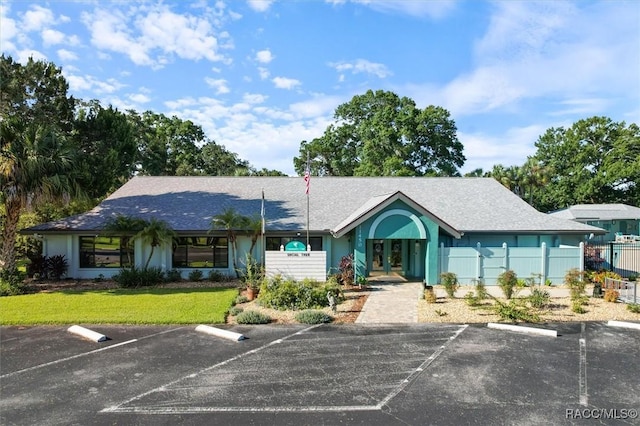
[584,242,640,278]
[604,277,639,304]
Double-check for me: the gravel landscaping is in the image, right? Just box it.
[418,285,640,324]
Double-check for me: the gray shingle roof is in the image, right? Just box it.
[549,204,640,221]
[25,176,604,235]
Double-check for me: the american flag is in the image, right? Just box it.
[304,164,310,195]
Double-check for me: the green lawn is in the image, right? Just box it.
[0,287,238,325]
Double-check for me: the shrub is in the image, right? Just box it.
[235,310,271,324]
[166,269,182,282]
[235,295,249,304]
[474,280,488,300]
[603,289,619,303]
[497,270,518,300]
[46,255,68,280]
[113,266,164,288]
[188,269,204,282]
[493,298,540,323]
[627,303,640,313]
[590,270,622,285]
[338,254,354,286]
[571,300,586,314]
[440,272,459,298]
[27,255,48,278]
[258,276,343,311]
[565,268,586,301]
[228,306,244,316]
[295,310,333,324]
[208,270,228,282]
[0,269,27,296]
[464,291,481,307]
[528,288,550,309]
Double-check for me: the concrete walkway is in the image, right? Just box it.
[355,279,423,323]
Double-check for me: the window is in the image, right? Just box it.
[79,236,133,268]
[172,237,228,268]
[266,236,322,251]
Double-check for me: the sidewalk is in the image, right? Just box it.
[355,280,423,323]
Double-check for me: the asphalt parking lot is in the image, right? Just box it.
[1,322,639,425]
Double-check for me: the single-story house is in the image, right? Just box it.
[22,176,605,284]
[548,204,640,243]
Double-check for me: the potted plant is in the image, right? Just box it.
[242,253,263,301]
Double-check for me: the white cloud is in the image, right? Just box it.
[22,5,55,32]
[459,124,545,173]
[255,49,274,63]
[57,49,78,62]
[65,73,125,95]
[330,59,391,79]
[272,76,301,90]
[341,0,457,19]
[0,4,18,53]
[247,1,274,13]
[205,77,230,94]
[128,93,151,104]
[257,66,270,80]
[42,29,65,46]
[81,4,229,68]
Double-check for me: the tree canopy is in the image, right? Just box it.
[294,89,465,177]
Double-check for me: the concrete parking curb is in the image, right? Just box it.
[607,320,640,330]
[67,325,108,342]
[487,322,557,337]
[195,325,245,341]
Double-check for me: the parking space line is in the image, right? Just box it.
[377,324,468,409]
[103,324,469,415]
[579,322,588,406]
[102,324,323,414]
[0,327,185,379]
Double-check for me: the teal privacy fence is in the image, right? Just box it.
[439,242,584,285]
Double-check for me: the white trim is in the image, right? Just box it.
[368,209,427,239]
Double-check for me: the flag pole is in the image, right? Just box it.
[261,188,265,268]
[305,153,310,250]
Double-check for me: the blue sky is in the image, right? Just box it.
[2,0,638,176]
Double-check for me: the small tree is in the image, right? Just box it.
[133,218,176,270]
[497,270,518,300]
[440,272,459,298]
[210,207,245,277]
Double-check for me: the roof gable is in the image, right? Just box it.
[331,191,461,239]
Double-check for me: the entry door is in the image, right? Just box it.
[389,239,403,271]
[371,239,385,272]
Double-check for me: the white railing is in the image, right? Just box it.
[604,277,639,304]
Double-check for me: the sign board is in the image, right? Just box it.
[285,240,307,251]
[265,251,327,282]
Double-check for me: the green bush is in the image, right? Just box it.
[235,310,271,324]
[565,268,586,301]
[464,291,481,307]
[113,266,165,288]
[0,269,27,296]
[497,270,518,300]
[228,306,244,316]
[188,269,204,282]
[474,280,488,300]
[493,298,540,323]
[440,272,459,298]
[46,254,68,280]
[258,276,343,311]
[571,299,586,314]
[295,310,333,324]
[166,269,182,282]
[208,270,228,282]
[627,303,640,313]
[235,295,249,304]
[528,288,550,309]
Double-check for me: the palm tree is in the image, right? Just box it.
[133,218,176,270]
[210,207,245,277]
[1,120,78,272]
[243,213,263,258]
[101,214,147,267]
